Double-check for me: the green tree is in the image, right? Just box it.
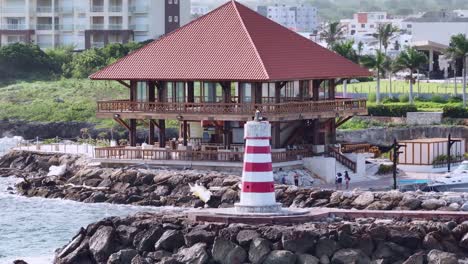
[319,21,345,48]
[360,50,387,104]
[45,46,74,75]
[373,23,399,54]
[446,34,468,107]
[331,40,358,63]
[66,48,106,78]
[395,47,428,104]
[382,56,399,98]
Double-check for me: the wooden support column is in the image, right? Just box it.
[329,118,337,144]
[182,121,188,146]
[148,81,156,145]
[254,82,262,104]
[156,81,167,147]
[272,82,283,148]
[312,80,320,101]
[129,81,137,146]
[329,79,336,99]
[187,81,195,103]
[220,81,232,149]
[312,119,320,145]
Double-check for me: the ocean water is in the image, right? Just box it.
[0,136,22,156]
[0,138,182,263]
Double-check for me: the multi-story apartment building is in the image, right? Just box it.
[0,0,190,50]
[257,4,318,32]
[190,4,209,17]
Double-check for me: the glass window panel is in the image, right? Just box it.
[136,81,148,101]
[241,83,252,103]
[203,82,216,102]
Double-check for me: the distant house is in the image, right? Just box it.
[257,4,319,32]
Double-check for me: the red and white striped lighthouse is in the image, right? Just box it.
[235,112,281,213]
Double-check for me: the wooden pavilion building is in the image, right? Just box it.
[90,0,370,166]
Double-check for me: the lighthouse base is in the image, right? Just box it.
[234,203,282,214]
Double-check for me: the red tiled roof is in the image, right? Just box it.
[90,1,370,81]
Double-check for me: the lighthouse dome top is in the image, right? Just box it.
[244,120,271,139]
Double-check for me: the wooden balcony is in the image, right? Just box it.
[96,99,367,121]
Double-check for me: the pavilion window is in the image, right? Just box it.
[319,80,330,100]
[239,82,252,103]
[136,81,148,101]
[262,82,275,103]
[175,82,185,102]
[202,82,222,102]
[194,82,201,102]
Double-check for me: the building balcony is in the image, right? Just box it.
[130,5,148,13]
[108,24,123,30]
[96,99,368,122]
[58,6,74,13]
[2,7,25,13]
[91,5,104,12]
[109,5,123,12]
[58,24,74,31]
[1,24,28,30]
[131,24,149,31]
[36,24,53,30]
[90,24,105,30]
[36,6,53,13]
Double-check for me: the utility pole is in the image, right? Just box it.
[392,138,406,190]
[447,134,461,172]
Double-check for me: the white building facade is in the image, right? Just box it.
[0,0,190,50]
[257,4,318,32]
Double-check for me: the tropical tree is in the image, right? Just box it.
[357,41,364,58]
[319,21,345,48]
[383,56,399,98]
[446,34,468,107]
[360,50,387,104]
[331,40,358,63]
[373,23,400,54]
[395,47,428,104]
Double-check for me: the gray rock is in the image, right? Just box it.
[154,230,185,251]
[175,243,209,264]
[402,252,424,264]
[146,250,171,261]
[130,255,150,264]
[421,199,446,210]
[426,250,458,264]
[236,229,260,246]
[282,229,317,253]
[373,242,410,262]
[212,237,247,264]
[107,249,138,264]
[423,232,444,250]
[399,197,422,210]
[461,202,468,211]
[133,226,163,252]
[89,226,116,263]
[388,229,421,249]
[352,192,374,208]
[356,234,374,256]
[249,238,272,264]
[297,254,320,264]
[459,232,468,249]
[331,249,370,264]
[319,255,330,264]
[184,229,216,247]
[263,250,297,264]
[116,225,139,246]
[315,237,338,258]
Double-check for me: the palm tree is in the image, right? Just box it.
[446,34,468,107]
[395,47,428,104]
[383,56,399,98]
[373,23,400,54]
[357,41,364,58]
[360,50,387,104]
[320,21,345,48]
[331,40,358,63]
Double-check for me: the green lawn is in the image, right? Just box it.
[0,79,127,127]
[336,80,464,95]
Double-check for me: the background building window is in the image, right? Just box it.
[174,16,178,22]
[168,16,172,22]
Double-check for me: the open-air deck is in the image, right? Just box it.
[96,98,367,121]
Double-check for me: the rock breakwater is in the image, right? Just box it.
[54,212,468,264]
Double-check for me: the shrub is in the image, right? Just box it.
[377,164,393,175]
[399,94,409,103]
[367,92,376,103]
[368,104,418,117]
[0,43,56,79]
[430,95,447,103]
[382,96,399,103]
[443,105,468,118]
[414,96,428,102]
[448,96,463,103]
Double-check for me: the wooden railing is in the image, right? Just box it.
[341,143,372,154]
[95,147,314,163]
[326,146,357,173]
[97,99,367,116]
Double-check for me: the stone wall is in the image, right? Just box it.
[53,212,468,264]
[407,112,443,125]
[337,125,468,149]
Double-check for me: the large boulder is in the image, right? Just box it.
[263,250,297,264]
[402,252,425,264]
[459,232,468,249]
[421,199,446,210]
[249,238,272,264]
[297,254,320,264]
[184,229,216,247]
[88,225,117,262]
[107,249,138,264]
[281,228,317,253]
[154,230,185,251]
[133,226,163,252]
[331,249,370,264]
[236,230,260,246]
[352,192,374,208]
[315,237,338,258]
[426,250,458,264]
[212,238,246,264]
[388,229,421,249]
[175,243,209,264]
[423,232,444,250]
[461,202,468,211]
[116,225,139,246]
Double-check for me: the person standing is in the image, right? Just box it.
[344,171,351,190]
[335,172,343,190]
